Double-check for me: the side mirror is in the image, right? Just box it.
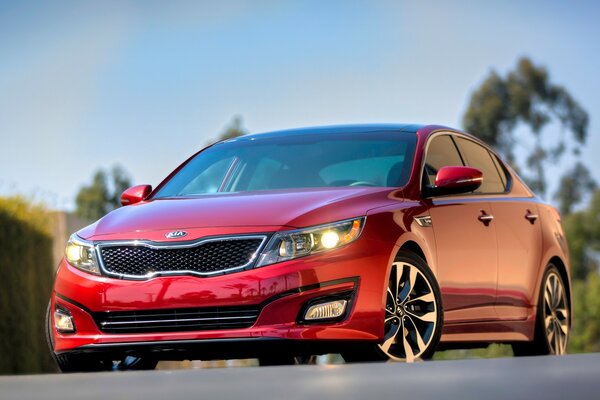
[426,166,482,197]
[120,184,152,206]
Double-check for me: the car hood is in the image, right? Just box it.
[79,187,402,239]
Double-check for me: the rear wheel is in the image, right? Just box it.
[342,251,443,362]
[513,266,570,356]
[45,302,158,372]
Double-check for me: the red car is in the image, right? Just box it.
[47,124,571,371]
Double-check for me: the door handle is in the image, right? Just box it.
[525,210,538,224]
[478,210,494,226]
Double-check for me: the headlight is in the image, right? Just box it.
[256,217,365,267]
[65,235,101,275]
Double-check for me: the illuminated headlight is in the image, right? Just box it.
[54,306,75,333]
[65,234,100,275]
[304,300,348,321]
[256,217,365,267]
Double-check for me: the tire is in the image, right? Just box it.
[342,250,444,362]
[295,355,317,365]
[512,265,570,356]
[45,302,158,372]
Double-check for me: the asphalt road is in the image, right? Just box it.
[1,353,599,400]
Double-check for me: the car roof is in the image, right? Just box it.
[229,124,424,142]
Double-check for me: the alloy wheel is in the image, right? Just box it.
[543,271,569,354]
[379,261,438,361]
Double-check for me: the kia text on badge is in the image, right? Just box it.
[165,230,188,239]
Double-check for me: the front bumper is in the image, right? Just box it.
[51,234,394,357]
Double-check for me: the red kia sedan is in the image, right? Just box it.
[47,124,571,371]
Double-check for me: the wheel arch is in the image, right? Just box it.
[397,240,427,264]
[380,237,437,323]
[548,256,572,324]
[392,231,437,277]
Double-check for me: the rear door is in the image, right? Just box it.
[423,134,498,323]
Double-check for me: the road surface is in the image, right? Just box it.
[1,353,599,400]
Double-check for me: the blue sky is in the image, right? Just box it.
[1,1,599,210]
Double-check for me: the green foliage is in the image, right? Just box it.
[555,190,600,353]
[462,57,600,359]
[569,272,600,353]
[563,189,600,280]
[554,162,597,216]
[75,164,132,221]
[75,171,109,221]
[208,115,247,145]
[109,165,133,209]
[433,344,513,361]
[463,57,591,200]
[0,196,56,374]
[462,71,513,160]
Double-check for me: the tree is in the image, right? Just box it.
[75,165,132,220]
[554,162,597,216]
[463,57,592,201]
[0,196,55,374]
[460,58,600,356]
[208,115,247,145]
[563,189,600,280]
[109,165,133,208]
[569,272,600,353]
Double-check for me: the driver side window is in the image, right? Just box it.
[423,135,464,187]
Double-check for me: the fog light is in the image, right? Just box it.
[54,309,75,333]
[304,300,347,321]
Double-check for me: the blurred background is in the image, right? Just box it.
[1,0,599,374]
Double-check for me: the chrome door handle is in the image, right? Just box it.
[525,210,538,224]
[478,211,494,225]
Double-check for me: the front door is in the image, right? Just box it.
[423,134,498,323]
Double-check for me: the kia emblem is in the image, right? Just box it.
[165,230,188,239]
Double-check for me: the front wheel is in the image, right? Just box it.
[342,251,443,362]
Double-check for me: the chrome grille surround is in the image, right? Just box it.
[95,235,268,280]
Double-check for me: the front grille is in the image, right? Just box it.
[94,306,260,334]
[98,236,266,278]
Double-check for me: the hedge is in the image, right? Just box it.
[0,196,55,374]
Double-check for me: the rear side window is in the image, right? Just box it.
[490,153,508,188]
[454,137,506,193]
[423,135,464,185]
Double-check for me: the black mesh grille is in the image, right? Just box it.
[99,237,264,277]
[94,306,260,334]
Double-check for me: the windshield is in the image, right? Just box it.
[154,131,417,198]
